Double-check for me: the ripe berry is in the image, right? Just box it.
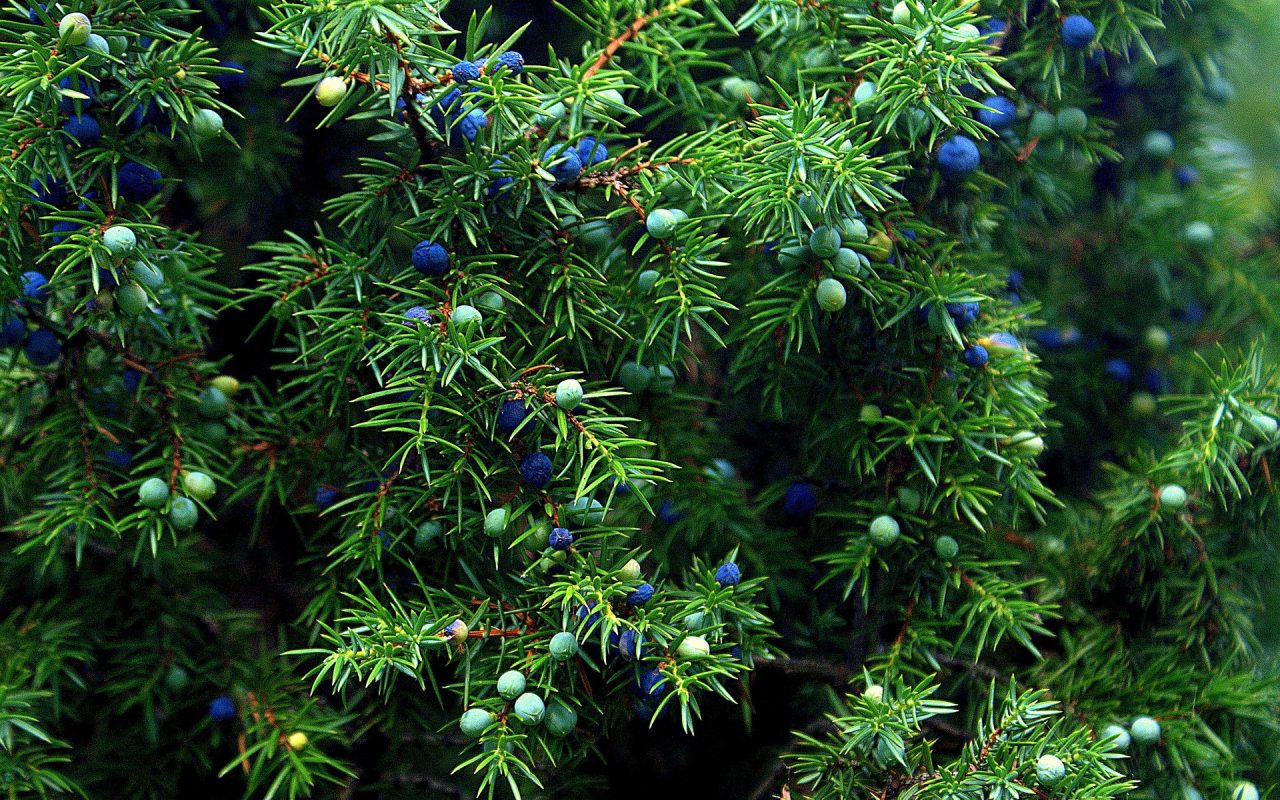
[483,508,507,536]
[314,76,348,107]
[548,527,573,550]
[576,136,609,167]
[496,399,529,435]
[497,670,526,700]
[1158,484,1187,511]
[512,693,545,725]
[452,60,481,84]
[1129,715,1161,744]
[1101,723,1131,751]
[180,471,216,503]
[24,328,60,366]
[519,452,553,487]
[21,271,49,301]
[555,378,583,410]
[169,497,198,530]
[981,332,1021,355]
[494,50,525,74]
[459,708,494,738]
[549,631,579,660]
[287,732,308,751]
[977,95,1017,130]
[677,635,710,659]
[315,486,338,508]
[612,628,644,661]
[646,208,679,240]
[1035,755,1066,785]
[103,226,137,257]
[30,176,67,207]
[544,700,577,736]
[451,305,482,327]
[118,162,162,201]
[542,144,582,185]
[208,695,236,722]
[411,240,450,276]
[1233,782,1260,800]
[937,135,980,178]
[191,108,224,138]
[962,344,988,368]
[1056,107,1088,136]
[809,226,842,258]
[403,306,432,327]
[715,561,741,587]
[934,535,959,559]
[869,515,900,546]
[139,477,170,508]
[629,583,655,606]
[0,316,25,348]
[58,12,90,45]
[1174,165,1199,188]
[1061,14,1097,49]
[637,668,667,700]
[63,113,101,145]
[783,481,818,517]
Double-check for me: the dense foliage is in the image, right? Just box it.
[2,1,1278,798]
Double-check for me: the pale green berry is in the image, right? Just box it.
[1143,325,1170,353]
[138,477,170,509]
[59,12,91,45]
[618,558,642,580]
[1129,715,1161,745]
[683,611,706,630]
[1130,391,1158,417]
[619,362,653,393]
[182,471,216,502]
[954,23,981,39]
[555,379,583,410]
[84,34,109,57]
[544,700,577,736]
[459,708,494,738]
[891,1,913,25]
[1035,754,1065,785]
[103,225,137,256]
[483,508,508,537]
[853,81,877,105]
[210,375,241,397]
[1249,412,1279,437]
[476,291,505,312]
[198,387,229,418]
[1029,110,1058,138]
[637,269,661,292]
[565,496,605,525]
[315,76,348,107]
[1056,107,1088,136]
[869,515,900,546]
[809,226,841,258]
[1004,431,1045,455]
[838,217,869,243]
[1100,723,1131,751]
[816,278,847,312]
[549,631,579,661]
[415,521,442,548]
[496,670,526,700]
[130,261,165,290]
[114,283,149,316]
[1158,484,1187,511]
[168,496,198,530]
[865,684,884,702]
[934,535,959,559]
[191,108,224,138]
[646,208,679,240]
[649,365,676,395]
[107,35,128,56]
[896,487,921,512]
[1142,131,1175,159]
[1183,221,1214,248]
[859,404,883,423]
[677,635,710,659]
[451,304,482,326]
[512,692,545,725]
[1232,782,1260,800]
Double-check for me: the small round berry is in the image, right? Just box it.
[853,80,877,105]
[650,364,676,395]
[494,50,525,74]
[613,629,644,661]
[618,558,642,580]
[816,278,847,312]
[962,344,989,369]
[715,561,741,587]
[1004,431,1045,456]
[287,731,308,751]
[576,136,609,167]
[63,113,101,145]
[114,283,148,316]
[542,144,582,185]
[403,306,432,327]
[565,498,603,525]
[191,108,224,138]
[21,271,49,300]
[891,1,914,24]
[934,535,959,559]
[451,60,481,84]
[519,452,553,487]
[164,665,190,691]
[869,515,900,546]
[483,508,507,536]
[783,482,818,517]
[451,304,482,327]
[937,135,981,178]
[415,520,442,548]
[208,695,236,722]
[497,670,526,700]
[24,329,61,366]
[628,583,655,606]
[549,631,578,660]
[1100,723,1131,751]
[1232,782,1260,800]
[138,477,170,509]
[103,225,137,256]
[476,291,505,312]
[168,496,198,530]
[809,226,842,258]
[182,471,216,502]
[58,12,91,45]
[131,261,165,290]
[865,684,885,702]
[683,611,706,630]
[314,76,348,107]
[1183,221,1214,248]
[444,619,469,643]
[646,208,680,240]
[1029,110,1058,138]
[496,399,529,435]
[0,316,23,348]
[555,378,583,410]
[1250,412,1279,437]
[897,487,922,512]
[677,635,710,659]
[512,693,545,725]
[118,162,163,202]
[544,700,577,736]
[1103,358,1131,383]
[1158,484,1187,511]
[1144,325,1171,353]
[1035,754,1066,785]
[84,33,109,57]
[459,708,494,738]
[619,361,654,393]
[548,527,573,550]
[1174,165,1199,188]
[860,404,883,423]
[1061,14,1097,49]
[198,387,230,418]
[977,95,1017,131]
[1142,130,1174,159]
[1056,107,1089,136]
[411,240,450,276]
[1129,715,1161,745]
[315,486,339,509]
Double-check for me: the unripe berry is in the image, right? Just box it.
[1233,782,1260,800]
[138,477,170,509]
[549,631,578,660]
[483,507,508,536]
[1056,107,1088,136]
[451,304,482,327]
[650,364,676,395]
[1249,412,1279,437]
[315,76,348,107]
[164,665,190,691]
[555,378,583,410]
[84,33,109,57]
[58,12,90,45]
[934,535,959,559]
[637,269,661,292]
[183,471,216,502]
[565,496,605,525]
[1158,484,1187,511]
[131,261,165,290]
[1130,391,1158,417]
[198,387,230,418]
[191,108,224,138]
[1142,130,1174,159]
[860,404,883,423]
[809,226,841,258]
[891,1,914,24]
[287,731,308,751]
[1183,221,1214,248]
[444,619,469,643]
[865,684,884,702]
[512,693,545,725]
[168,497,198,530]
[646,208,679,240]
[1100,723,1131,751]
[114,283,149,316]
[619,361,653,393]
[1004,431,1045,456]
[869,515,900,546]
[103,225,137,256]
[544,700,577,736]
[677,635,710,659]
[1035,754,1065,785]
[1129,715,1161,745]
[415,521,442,548]
[1029,110,1058,138]
[1143,325,1171,353]
[210,375,241,397]
[459,708,494,738]
[816,278,847,312]
[853,81,876,105]
[497,670,526,700]
[619,558,642,580]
